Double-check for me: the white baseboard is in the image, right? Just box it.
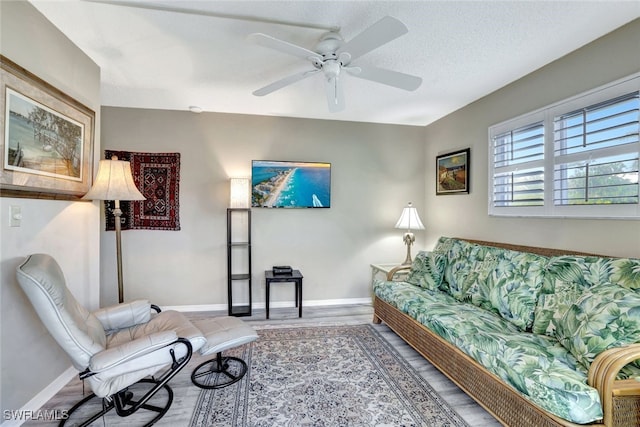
[303,298,372,307]
[162,297,372,312]
[160,303,228,312]
[1,367,76,427]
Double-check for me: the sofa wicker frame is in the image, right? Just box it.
[373,238,640,427]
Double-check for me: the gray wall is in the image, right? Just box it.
[0,0,101,417]
[99,108,426,307]
[424,19,640,258]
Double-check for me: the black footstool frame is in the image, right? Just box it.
[190,317,258,390]
[191,352,248,389]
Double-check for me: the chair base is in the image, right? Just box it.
[60,379,173,427]
[191,352,248,389]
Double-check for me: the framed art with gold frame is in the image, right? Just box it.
[1,56,95,200]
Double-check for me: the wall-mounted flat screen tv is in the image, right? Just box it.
[252,160,331,208]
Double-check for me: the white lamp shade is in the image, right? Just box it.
[82,158,145,201]
[395,202,425,231]
[229,177,250,208]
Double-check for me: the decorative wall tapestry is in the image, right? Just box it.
[105,150,180,231]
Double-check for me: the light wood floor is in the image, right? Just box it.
[31,304,502,427]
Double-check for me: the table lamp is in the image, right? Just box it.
[83,156,145,303]
[395,202,425,265]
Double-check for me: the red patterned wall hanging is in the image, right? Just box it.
[104,150,180,231]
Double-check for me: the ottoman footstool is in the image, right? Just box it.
[191,317,258,389]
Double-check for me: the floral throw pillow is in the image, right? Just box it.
[533,255,640,337]
[555,282,640,369]
[406,251,446,291]
[469,249,546,331]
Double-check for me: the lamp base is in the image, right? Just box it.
[402,232,415,265]
[114,202,124,303]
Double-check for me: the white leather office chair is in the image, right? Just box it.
[16,254,207,426]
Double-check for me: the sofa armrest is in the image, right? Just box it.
[387,265,411,281]
[588,344,640,427]
[93,299,152,331]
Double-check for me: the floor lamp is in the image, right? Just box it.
[83,156,145,303]
[395,202,425,265]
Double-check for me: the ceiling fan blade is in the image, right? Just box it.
[253,69,319,96]
[248,33,323,62]
[351,66,422,91]
[325,77,345,112]
[337,16,408,62]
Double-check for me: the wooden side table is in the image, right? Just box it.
[265,270,303,319]
[370,263,409,283]
[370,263,408,303]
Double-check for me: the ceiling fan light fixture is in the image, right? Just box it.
[322,60,341,80]
[249,16,422,111]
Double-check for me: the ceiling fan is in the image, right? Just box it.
[248,16,423,112]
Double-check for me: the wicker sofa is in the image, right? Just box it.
[373,237,640,427]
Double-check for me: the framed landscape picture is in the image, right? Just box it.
[436,148,470,195]
[1,56,95,199]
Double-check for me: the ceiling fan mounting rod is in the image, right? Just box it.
[82,0,341,32]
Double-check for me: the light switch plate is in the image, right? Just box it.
[10,205,21,227]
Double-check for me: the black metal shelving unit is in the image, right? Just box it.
[227,208,252,316]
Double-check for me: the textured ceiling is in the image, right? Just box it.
[30,0,640,126]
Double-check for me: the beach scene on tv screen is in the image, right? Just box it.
[252,160,331,208]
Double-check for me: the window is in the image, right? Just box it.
[489,75,639,219]
[553,93,639,206]
[492,122,545,207]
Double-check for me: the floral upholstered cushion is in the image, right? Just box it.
[467,248,547,331]
[555,282,640,369]
[440,238,485,298]
[374,278,604,424]
[533,256,592,336]
[454,251,500,305]
[609,257,640,289]
[405,251,446,291]
[373,279,457,315]
[533,256,640,337]
[437,238,546,331]
[432,236,456,254]
[467,330,603,424]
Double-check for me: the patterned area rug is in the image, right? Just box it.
[105,150,180,231]
[190,324,469,427]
